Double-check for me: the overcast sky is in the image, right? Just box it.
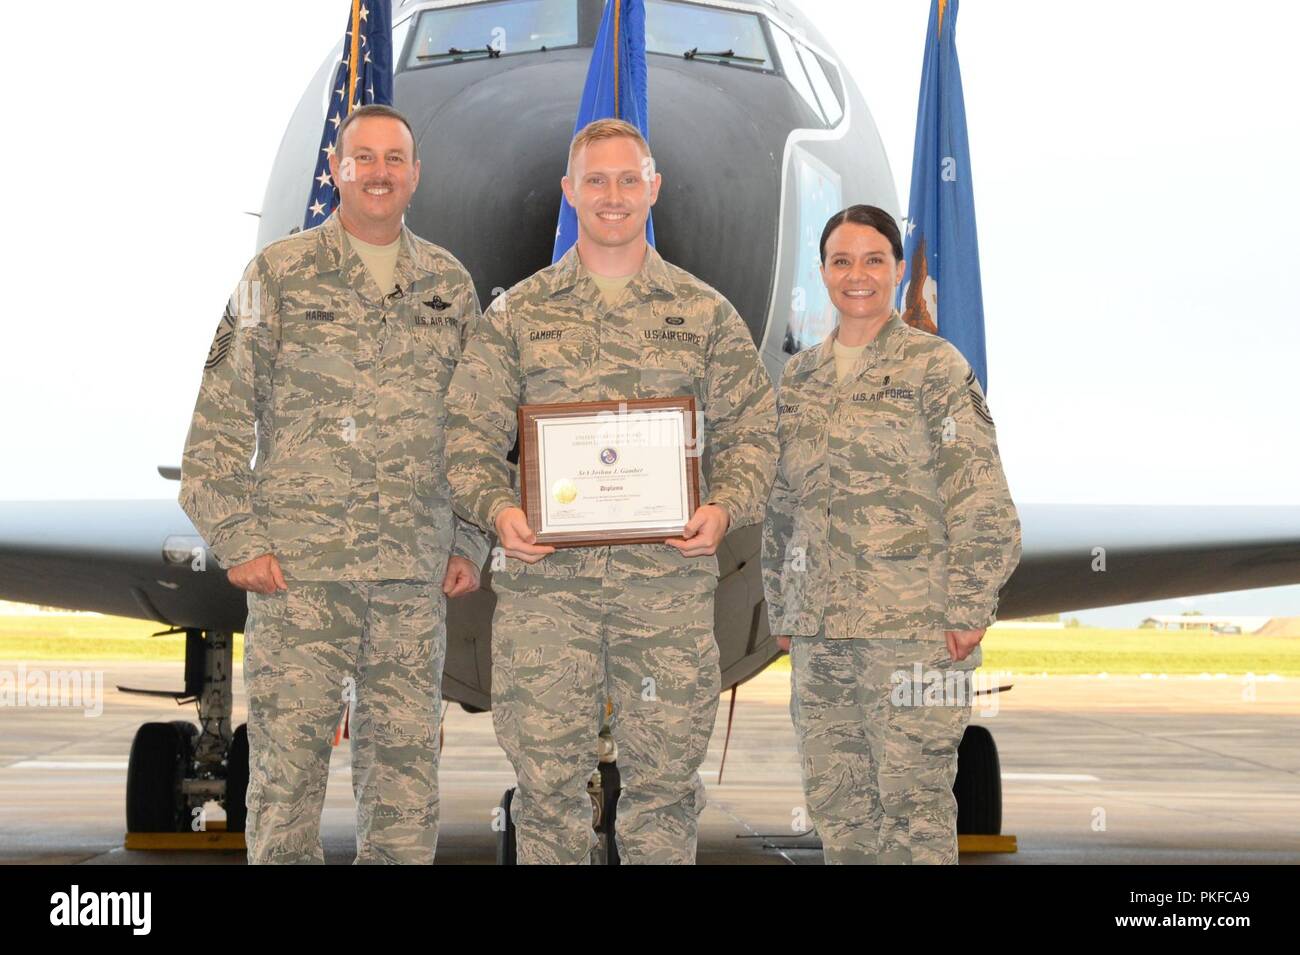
[2,0,1296,625]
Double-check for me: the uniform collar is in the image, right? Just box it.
[315,209,419,302]
[798,310,907,385]
[546,242,677,305]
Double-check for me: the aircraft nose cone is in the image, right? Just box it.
[400,54,781,333]
[403,57,592,298]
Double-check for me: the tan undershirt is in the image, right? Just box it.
[347,231,402,297]
[590,272,636,307]
[833,338,869,383]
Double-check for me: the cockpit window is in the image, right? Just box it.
[405,0,580,68]
[796,42,842,126]
[645,0,773,71]
[769,24,835,126]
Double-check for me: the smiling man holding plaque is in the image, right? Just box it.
[445,119,777,864]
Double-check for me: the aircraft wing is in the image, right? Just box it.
[2,500,1299,624]
[996,504,1300,618]
[0,498,496,709]
[0,500,240,632]
[1,500,1299,709]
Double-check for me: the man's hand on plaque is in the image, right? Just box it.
[495,506,556,564]
[664,503,730,558]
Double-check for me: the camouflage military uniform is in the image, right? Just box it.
[445,245,777,864]
[179,210,489,864]
[762,310,1020,864]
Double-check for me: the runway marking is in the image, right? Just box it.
[706,801,800,865]
[1059,712,1300,777]
[1002,772,1100,782]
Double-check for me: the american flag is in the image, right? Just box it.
[303,0,394,230]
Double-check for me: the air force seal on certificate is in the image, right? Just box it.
[552,478,579,505]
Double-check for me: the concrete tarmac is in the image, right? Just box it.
[2,659,1297,864]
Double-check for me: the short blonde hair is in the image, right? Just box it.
[566,118,653,178]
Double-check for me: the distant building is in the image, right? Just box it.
[1140,614,1271,634]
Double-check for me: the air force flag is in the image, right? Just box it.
[898,0,989,392]
[552,0,654,262]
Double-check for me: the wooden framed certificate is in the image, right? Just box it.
[517,396,701,547]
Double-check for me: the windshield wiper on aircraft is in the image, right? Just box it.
[682,47,764,64]
[416,45,503,62]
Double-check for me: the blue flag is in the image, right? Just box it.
[303,0,394,230]
[552,0,654,262]
[898,0,988,391]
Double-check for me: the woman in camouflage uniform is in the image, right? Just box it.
[762,205,1020,864]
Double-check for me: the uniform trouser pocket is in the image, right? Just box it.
[489,574,606,865]
[243,583,364,864]
[243,580,446,865]
[351,580,447,865]
[489,571,719,865]
[789,634,973,864]
[605,573,718,865]
[872,636,973,865]
[789,635,880,863]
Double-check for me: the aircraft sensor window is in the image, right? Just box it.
[406,0,579,67]
[769,24,827,126]
[645,0,773,71]
[392,15,414,64]
[796,43,842,125]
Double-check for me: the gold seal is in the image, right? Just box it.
[552,478,578,505]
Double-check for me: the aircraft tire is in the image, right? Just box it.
[594,761,621,866]
[496,787,517,865]
[954,724,1002,835]
[224,723,249,832]
[126,722,195,833]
